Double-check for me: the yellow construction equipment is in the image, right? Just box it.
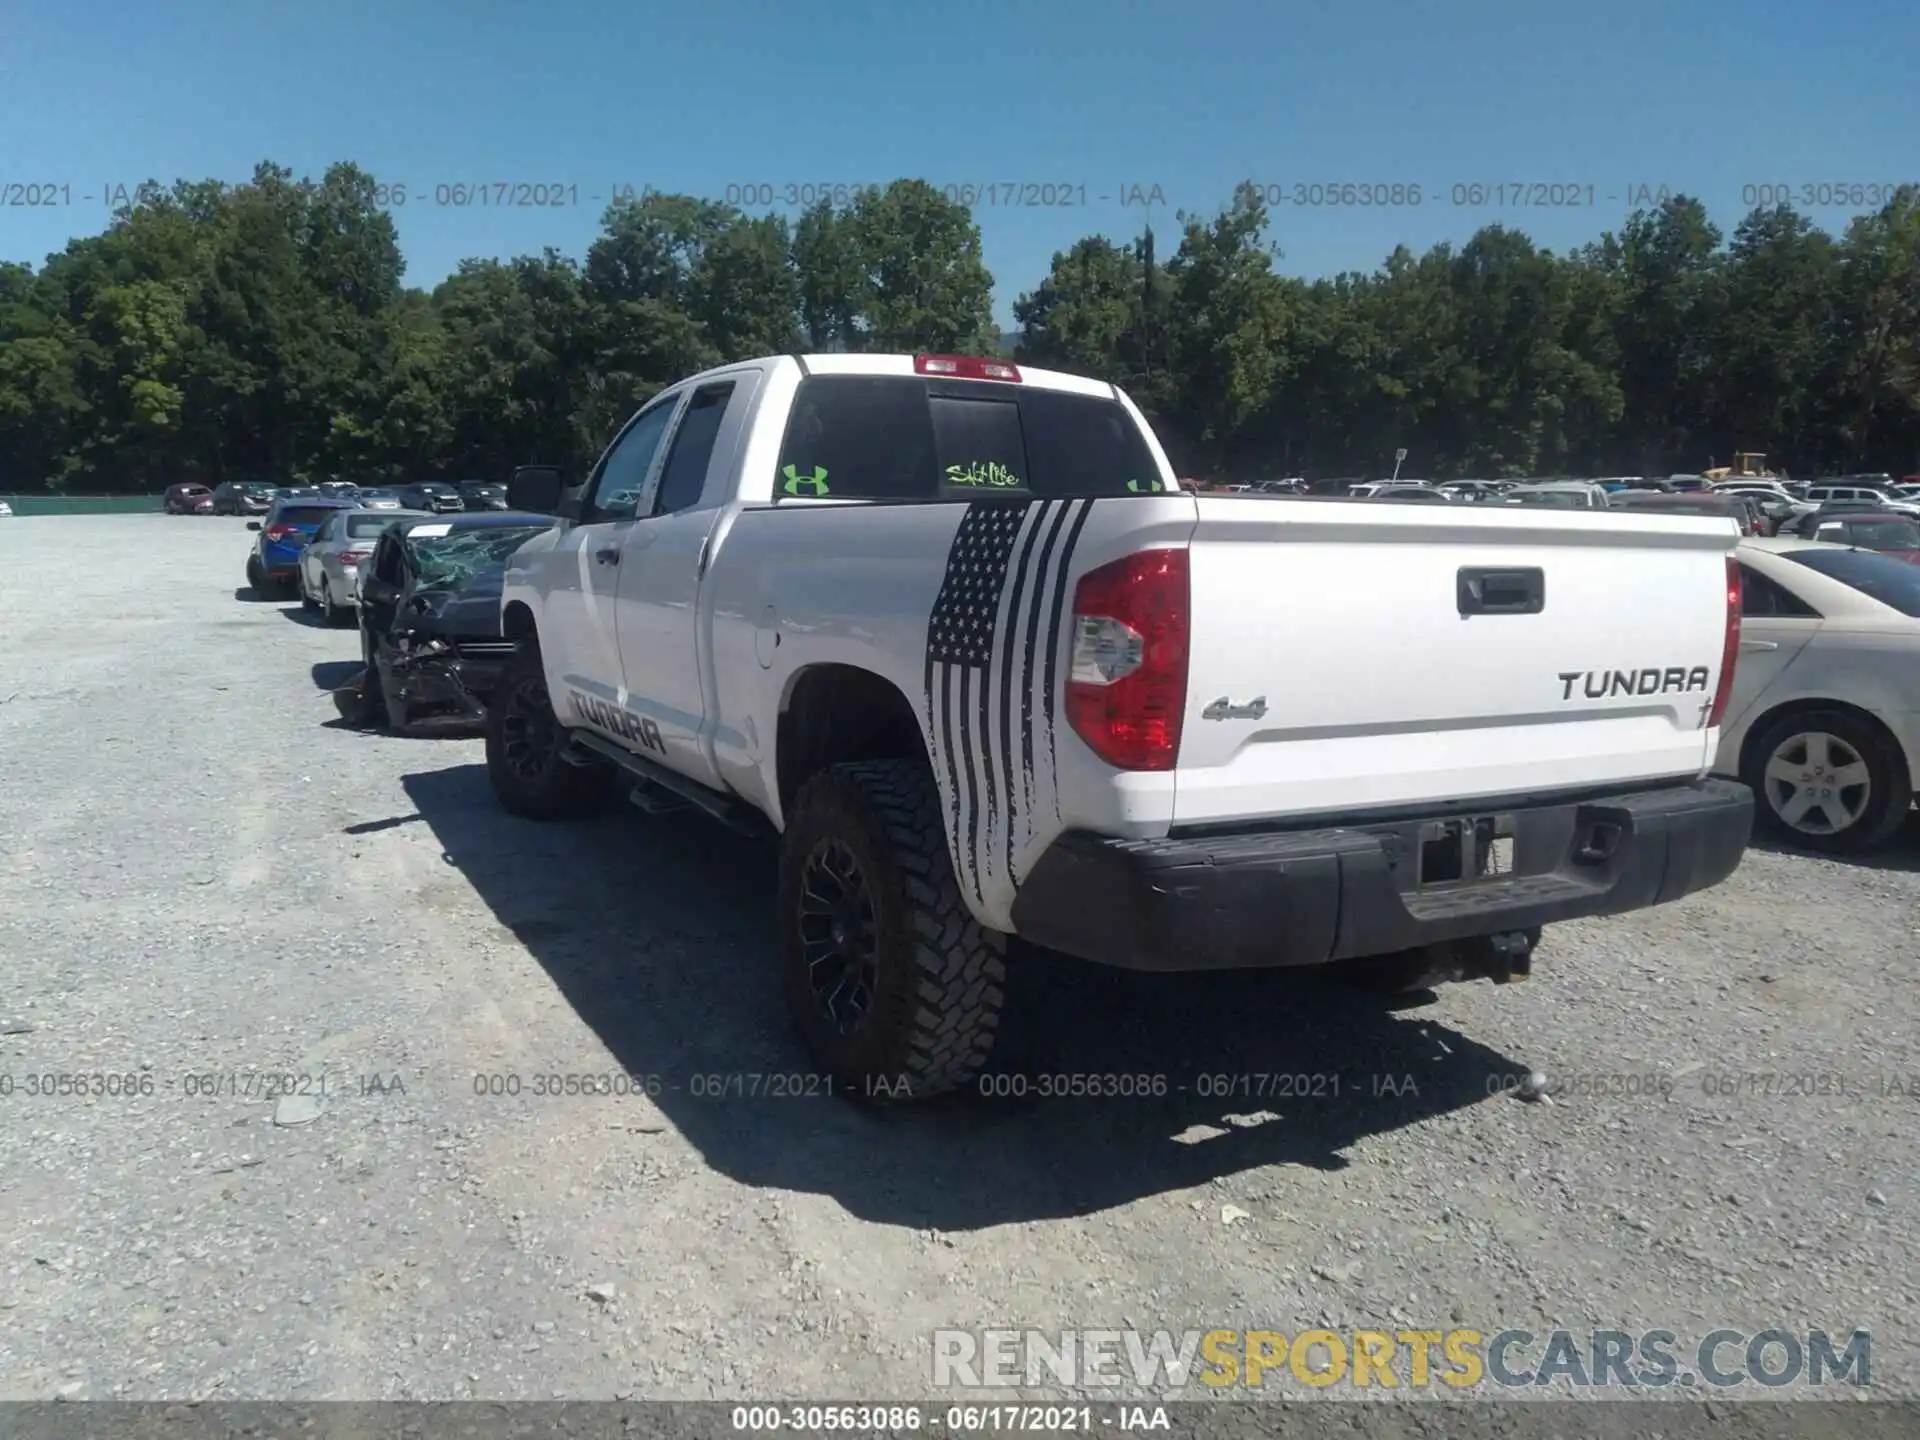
[1704,453,1775,480]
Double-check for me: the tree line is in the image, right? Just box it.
[2,162,1916,492]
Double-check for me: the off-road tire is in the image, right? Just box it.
[485,641,607,819]
[1743,707,1911,855]
[778,759,1007,1103]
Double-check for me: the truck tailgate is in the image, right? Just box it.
[1174,499,1739,827]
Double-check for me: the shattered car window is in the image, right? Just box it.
[405,525,550,590]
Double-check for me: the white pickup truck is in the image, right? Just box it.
[489,352,1754,1101]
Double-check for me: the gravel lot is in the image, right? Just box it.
[2,514,1916,1404]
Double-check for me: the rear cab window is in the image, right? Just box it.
[774,374,1166,502]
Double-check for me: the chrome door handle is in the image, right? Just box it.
[594,546,620,565]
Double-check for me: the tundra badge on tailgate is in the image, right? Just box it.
[1202,695,1268,721]
[1558,668,1710,701]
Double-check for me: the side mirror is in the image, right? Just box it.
[247,521,262,531]
[509,465,564,514]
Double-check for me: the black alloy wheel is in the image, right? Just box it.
[795,839,881,1036]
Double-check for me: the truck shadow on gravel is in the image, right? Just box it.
[400,762,1530,1229]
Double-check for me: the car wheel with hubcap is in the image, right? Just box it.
[777,758,1007,1102]
[485,642,608,819]
[1744,708,1911,854]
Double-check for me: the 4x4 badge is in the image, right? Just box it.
[1202,695,1268,721]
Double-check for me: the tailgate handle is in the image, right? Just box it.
[1458,567,1544,616]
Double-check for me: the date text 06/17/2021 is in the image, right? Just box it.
[1237,181,1680,209]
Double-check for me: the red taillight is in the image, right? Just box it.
[265,524,299,541]
[915,353,1022,382]
[1707,555,1742,728]
[340,549,370,563]
[1065,549,1189,771]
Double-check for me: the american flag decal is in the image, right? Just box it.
[924,497,1096,906]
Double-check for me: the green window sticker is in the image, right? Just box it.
[782,464,830,497]
[945,461,1025,490]
[1126,477,1166,493]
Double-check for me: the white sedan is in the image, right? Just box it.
[1717,536,1920,853]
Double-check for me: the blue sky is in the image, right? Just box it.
[3,0,1916,327]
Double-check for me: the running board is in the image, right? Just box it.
[565,729,763,834]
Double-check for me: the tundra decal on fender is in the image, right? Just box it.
[1559,667,1711,701]
[568,688,666,755]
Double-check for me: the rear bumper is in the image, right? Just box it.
[1008,778,1753,971]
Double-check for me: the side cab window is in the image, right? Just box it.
[581,394,684,522]
[652,382,739,516]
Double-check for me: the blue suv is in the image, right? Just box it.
[246,496,355,597]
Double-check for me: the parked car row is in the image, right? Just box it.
[1214,474,1920,542]
[239,492,557,735]
[1207,472,1918,518]
[169,478,512,516]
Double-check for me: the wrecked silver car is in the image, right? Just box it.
[331,512,556,734]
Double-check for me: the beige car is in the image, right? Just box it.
[297,507,430,624]
[1717,536,1920,852]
